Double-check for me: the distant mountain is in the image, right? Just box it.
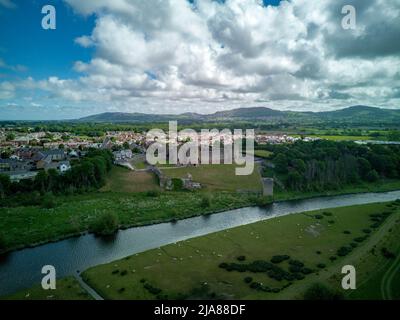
[78,106,400,123]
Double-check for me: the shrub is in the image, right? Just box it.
[328,220,335,224]
[244,277,253,284]
[146,190,160,197]
[350,242,358,248]
[365,170,379,182]
[294,273,305,280]
[271,255,290,264]
[303,283,343,300]
[314,215,323,220]
[354,236,367,243]
[317,263,326,269]
[323,212,333,216]
[289,265,302,273]
[90,212,119,236]
[237,256,246,262]
[381,248,395,259]
[41,192,57,209]
[112,269,119,275]
[118,287,126,293]
[120,270,128,276]
[329,256,337,262]
[171,178,184,191]
[200,195,211,208]
[219,263,228,269]
[143,283,162,295]
[362,229,371,234]
[301,267,313,275]
[289,259,304,267]
[337,246,352,256]
[316,251,322,255]
[343,230,351,235]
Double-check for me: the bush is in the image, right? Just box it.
[41,192,57,209]
[146,190,160,197]
[343,230,351,235]
[301,267,313,275]
[303,283,343,300]
[237,256,246,262]
[362,229,371,234]
[337,246,352,256]
[171,178,184,191]
[354,236,368,243]
[365,170,379,182]
[323,212,333,216]
[143,282,162,295]
[381,248,396,259]
[90,212,119,236]
[200,195,211,208]
[244,277,253,284]
[289,259,304,267]
[271,255,290,264]
[317,263,326,269]
[329,256,337,262]
[314,215,323,220]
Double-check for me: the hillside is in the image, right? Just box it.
[78,106,400,123]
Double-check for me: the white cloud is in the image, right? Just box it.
[5,0,400,116]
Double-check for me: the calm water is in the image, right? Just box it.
[1,190,400,296]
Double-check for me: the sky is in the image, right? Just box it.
[0,0,399,120]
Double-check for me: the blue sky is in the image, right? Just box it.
[0,0,94,80]
[0,0,399,120]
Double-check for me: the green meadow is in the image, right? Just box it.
[80,201,400,300]
[161,164,263,192]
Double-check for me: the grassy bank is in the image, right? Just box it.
[80,201,400,300]
[0,191,256,253]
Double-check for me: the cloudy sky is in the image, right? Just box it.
[0,0,399,120]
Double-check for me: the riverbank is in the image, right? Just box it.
[2,197,400,299]
[80,201,400,299]
[1,180,400,254]
[7,202,400,299]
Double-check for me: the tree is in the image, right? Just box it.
[6,133,15,141]
[90,212,119,236]
[366,170,379,182]
[274,153,288,174]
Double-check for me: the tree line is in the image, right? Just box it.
[0,149,113,206]
[264,140,400,192]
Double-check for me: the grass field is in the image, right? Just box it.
[101,166,161,193]
[161,164,263,192]
[0,191,257,253]
[250,150,273,159]
[2,277,92,300]
[81,201,400,300]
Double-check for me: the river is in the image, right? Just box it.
[1,190,400,296]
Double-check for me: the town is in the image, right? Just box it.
[0,126,316,183]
